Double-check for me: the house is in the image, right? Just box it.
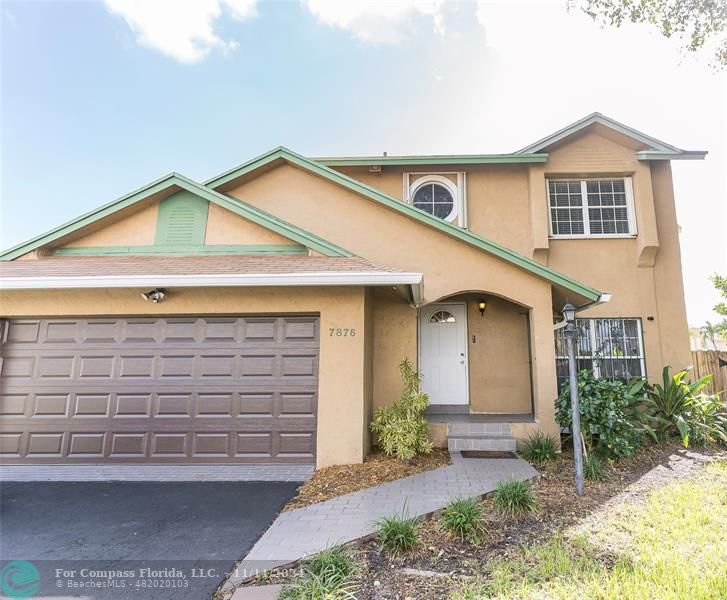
[0,113,705,471]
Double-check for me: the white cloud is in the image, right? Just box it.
[104,0,257,64]
[302,0,445,44]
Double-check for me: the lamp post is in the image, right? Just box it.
[562,302,585,496]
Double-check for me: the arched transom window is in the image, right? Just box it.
[429,310,456,323]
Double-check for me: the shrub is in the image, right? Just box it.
[375,513,420,557]
[370,359,433,460]
[643,367,726,447]
[583,455,605,481]
[280,546,358,600]
[556,370,648,459]
[492,479,538,517]
[441,497,486,543]
[519,432,558,467]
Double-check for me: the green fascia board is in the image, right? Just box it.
[53,244,308,256]
[516,112,687,155]
[313,153,548,166]
[0,172,352,260]
[206,147,602,302]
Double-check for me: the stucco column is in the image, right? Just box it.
[528,296,560,440]
[316,288,368,468]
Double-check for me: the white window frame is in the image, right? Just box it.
[547,177,637,239]
[404,173,465,227]
[555,318,646,382]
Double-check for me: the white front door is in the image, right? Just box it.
[419,303,468,405]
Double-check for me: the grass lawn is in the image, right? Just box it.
[454,461,727,600]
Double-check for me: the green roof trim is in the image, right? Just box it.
[206,147,602,302]
[516,112,707,160]
[0,172,353,260]
[314,153,548,167]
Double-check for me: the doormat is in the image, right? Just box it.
[461,450,517,459]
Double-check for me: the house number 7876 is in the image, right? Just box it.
[329,328,356,337]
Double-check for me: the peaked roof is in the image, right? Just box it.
[516,112,707,160]
[205,147,602,302]
[0,172,353,261]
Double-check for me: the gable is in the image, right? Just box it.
[206,147,602,302]
[224,162,598,306]
[517,113,706,161]
[3,173,351,260]
[543,129,641,174]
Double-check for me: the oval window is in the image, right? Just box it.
[430,310,456,323]
[412,182,455,220]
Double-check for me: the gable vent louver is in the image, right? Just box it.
[155,192,209,248]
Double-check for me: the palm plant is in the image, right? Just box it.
[642,367,716,446]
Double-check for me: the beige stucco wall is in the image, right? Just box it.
[335,130,692,389]
[225,164,561,435]
[454,294,532,414]
[0,286,368,469]
[204,203,294,246]
[57,200,300,251]
[61,204,159,248]
[542,131,692,380]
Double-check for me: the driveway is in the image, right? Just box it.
[0,481,298,599]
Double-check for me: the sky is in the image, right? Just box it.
[1,0,725,325]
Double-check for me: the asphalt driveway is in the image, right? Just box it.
[0,481,298,599]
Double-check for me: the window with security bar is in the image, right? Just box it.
[554,318,646,391]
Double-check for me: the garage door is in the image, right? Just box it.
[0,316,319,464]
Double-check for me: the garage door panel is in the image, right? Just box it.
[0,316,319,464]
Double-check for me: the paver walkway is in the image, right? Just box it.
[221,452,537,596]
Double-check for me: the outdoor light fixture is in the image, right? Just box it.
[141,288,166,303]
[562,301,576,324]
[477,299,487,316]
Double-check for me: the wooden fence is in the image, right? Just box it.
[691,351,727,395]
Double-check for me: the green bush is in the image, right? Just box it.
[280,546,358,600]
[556,370,648,459]
[492,479,538,517]
[519,432,558,467]
[375,513,420,557]
[583,455,605,481]
[440,497,486,543]
[370,359,433,460]
[643,367,726,447]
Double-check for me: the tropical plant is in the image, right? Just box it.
[280,546,359,600]
[375,512,421,557]
[641,366,723,446]
[699,321,722,350]
[583,455,605,481]
[519,432,558,467]
[492,479,538,517]
[556,369,649,458]
[440,497,486,543]
[685,392,727,447]
[370,358,433,460]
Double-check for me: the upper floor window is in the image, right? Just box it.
[404,173,464,226]
[547,178,636,238]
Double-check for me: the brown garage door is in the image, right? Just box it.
[0,316,319,464]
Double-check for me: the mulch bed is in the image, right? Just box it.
[283,448,451,511]
[248,442,725,599]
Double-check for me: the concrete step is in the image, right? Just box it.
[447,422,513,437]
[448,436,517,452]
